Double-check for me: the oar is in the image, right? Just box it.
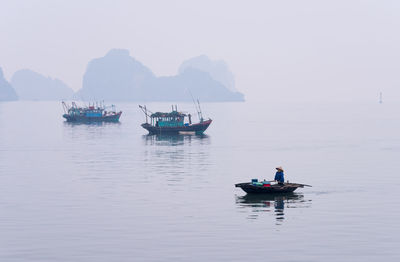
[298,183,312,187]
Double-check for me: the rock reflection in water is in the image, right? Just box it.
[235,193,312,223]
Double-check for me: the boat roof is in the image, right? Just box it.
[150,111,187,118]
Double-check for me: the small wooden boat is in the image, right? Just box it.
[235,182,311,194]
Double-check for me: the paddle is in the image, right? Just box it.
[298,183,312,187]
[256,180,312,187]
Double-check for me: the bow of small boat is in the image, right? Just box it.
[235,182,249,187]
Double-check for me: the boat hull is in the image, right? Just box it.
[235,182,304,194]
[63,112,122,122]
[141,119,212,135]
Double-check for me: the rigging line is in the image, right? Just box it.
[186,88,199,112]
[186,88,201,120]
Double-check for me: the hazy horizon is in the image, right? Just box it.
[2,0,400,102]
[2,2,400,261]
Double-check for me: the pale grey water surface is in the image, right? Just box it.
[0,101,399,261]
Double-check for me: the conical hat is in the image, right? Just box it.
[276,166,284,171]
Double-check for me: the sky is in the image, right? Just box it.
[1,0,400,102]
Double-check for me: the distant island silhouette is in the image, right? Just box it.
[0,67,18,101]
[11,69,74,101]
[179,55,237,93]
[76,49,244,102]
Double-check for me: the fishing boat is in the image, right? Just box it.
[235,179,311,194]
[62,101,122,122]
[139,103,212,135]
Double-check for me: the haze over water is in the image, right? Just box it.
[0,100,399,261]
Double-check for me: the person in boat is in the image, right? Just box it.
[274,166,285,185]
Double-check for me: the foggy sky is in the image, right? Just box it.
[1,0,400,101]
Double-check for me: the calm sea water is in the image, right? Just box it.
[0,100,399,261]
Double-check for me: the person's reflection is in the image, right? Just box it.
[235,193,311,223]
[274,196,285,221]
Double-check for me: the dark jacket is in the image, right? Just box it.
[274,171,284,183]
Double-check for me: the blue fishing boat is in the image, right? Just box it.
[139,103,212,135]
[62,102,122,122]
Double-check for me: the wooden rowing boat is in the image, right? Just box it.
[235,182,310,194]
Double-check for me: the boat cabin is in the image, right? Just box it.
[150,111,188,127]
[62,102,120,120]
[84,107,103,117]
[67,106,103,117]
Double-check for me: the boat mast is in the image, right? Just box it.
[139,105,153,124]
[197,99,204,122]
[145,105,148,123]
[379,92,383,104]
[62,101,69,114]
[187,88,203,122]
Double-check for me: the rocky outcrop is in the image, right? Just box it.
[76,49,244,102]
[77,49,156,101]
[145,67,244,102]
[0,67,18,101]
[11,69,73,100]
[179,55,237,92]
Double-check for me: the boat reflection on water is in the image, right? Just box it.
[141,134,212,185]
[63,121,121,127]
[235,193,312,223]
[63,121,121,141]
[142,134,210,146]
